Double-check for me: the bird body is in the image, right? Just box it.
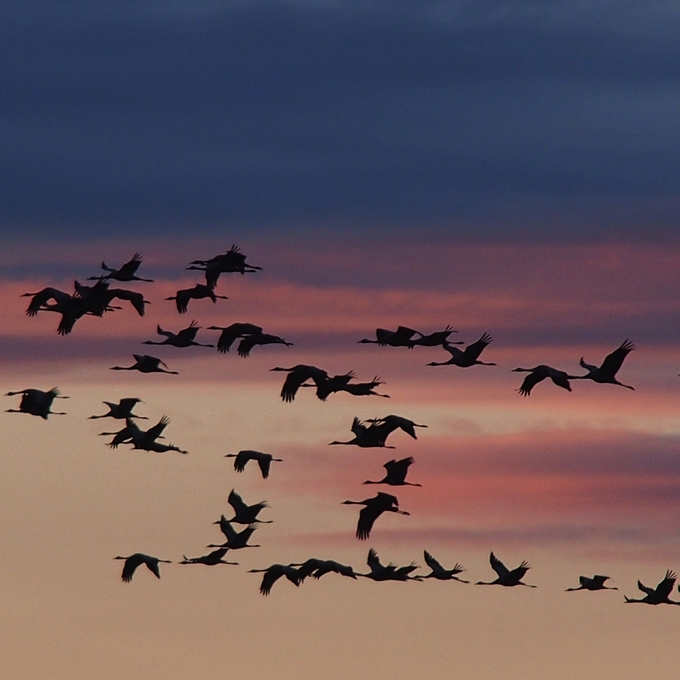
[359,327,420,347]
[143,321,214,348]
[180,548,238,566]
[409,326,461,347]
[225,450,283,479]
[624,570,680,604]
[361,548,420,581]
[476,552,536,587]
[207,323,264,353]
[89,398,147,420]
[364,457,421,487]
[110,354,178,374]
[566,575,616,592]
[513,365,575,396]
[236,332,293,358]
[188,245,261,286]
[94,253,153,282]
[114,553,171,582]
[166,284,227,314]
[331,415,427,448]
[574,340,635,390]
[342,492,410,540]
[423,551,468,582]
[226,490,271,524]
[270,364,328,402]
[208,517,260,549]
[249,564,301,595]
[427,333,495,367]
[6,388,68,419]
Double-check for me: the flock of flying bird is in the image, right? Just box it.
[7,246,676,603]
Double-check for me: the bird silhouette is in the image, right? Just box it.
[142,321,214,348]
[6,388,68,419]
[342,492,410,540]
[476,552,536,587]
[512,365,576,396]
[166,283,228,314]
[207,323,264,353]
[331,415,427,449]
[208,518,260,549]
[566,575,617,592]
[292,558,358,581]
[307,373,390,401]
[89,398,147,420]
[99,418,145,448]
[236,331,293,358]
[91,253,154,282]
[624,570,680,604]
[363,457,421,487]
[409,326,463,348]
[110,354,178,374]
[360,548,420,581]
[114,553,171,582]
[187,245,261,287]
[270,364,329,402]
[572,340,636,390]
[427,333,496,367]
[226,490,272,524]
[248,564,301,595]
[224,450,283,479]
[179,548,238,566]
[125,416,187,454]
[358,327,421,347]
[422,551,469,582]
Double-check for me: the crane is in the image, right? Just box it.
[110,354,178,374]
[142,321,214,348]
[624,570,680,604]
[363,457,421,487]
[89,398,147,420]
[114,553,171,582]
[427,333,496,367]
[566,575,617,592]
[224,450,283,479]
[166,283,228,314]
[573,340,636,390]
[422,551,468,582]
[512,365,576,396]
[341,492,410,540]
[475,552,536,587]
[5,388,68,419]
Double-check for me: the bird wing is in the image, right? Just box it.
[424,550,444,573]
[175,289,191,313]
[655,570,677,599]
[367,549,383,573]
[175,321,200,342]
[236,335,259,358]
[356,505,379,540]
[144,558,162,579]
[384,457,413,482]
[637,580,655,595]
[110,288,147,316]
[508,562,530,582]
[256,455,272,479]
[117,253,143,277]
[517,370,545,396]
[144,415,170,441]
[599,340,635,377]
[463,333,492,361]
[259,567,284,595]
[489,552,510,579]
[228,489,248,516]
[120,554,144,582]
[280,366,327,402]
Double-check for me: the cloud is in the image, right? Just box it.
[0,2,679,235]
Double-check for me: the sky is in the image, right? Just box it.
[2,2,680,679]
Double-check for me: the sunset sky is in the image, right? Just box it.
[2,2,680,679]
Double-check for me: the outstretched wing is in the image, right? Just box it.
[489,552,510,579]
[463,333,492,361]
[424,550,444,572]
[599,340,635,377]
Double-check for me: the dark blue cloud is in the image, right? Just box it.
[1,1,679,240]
